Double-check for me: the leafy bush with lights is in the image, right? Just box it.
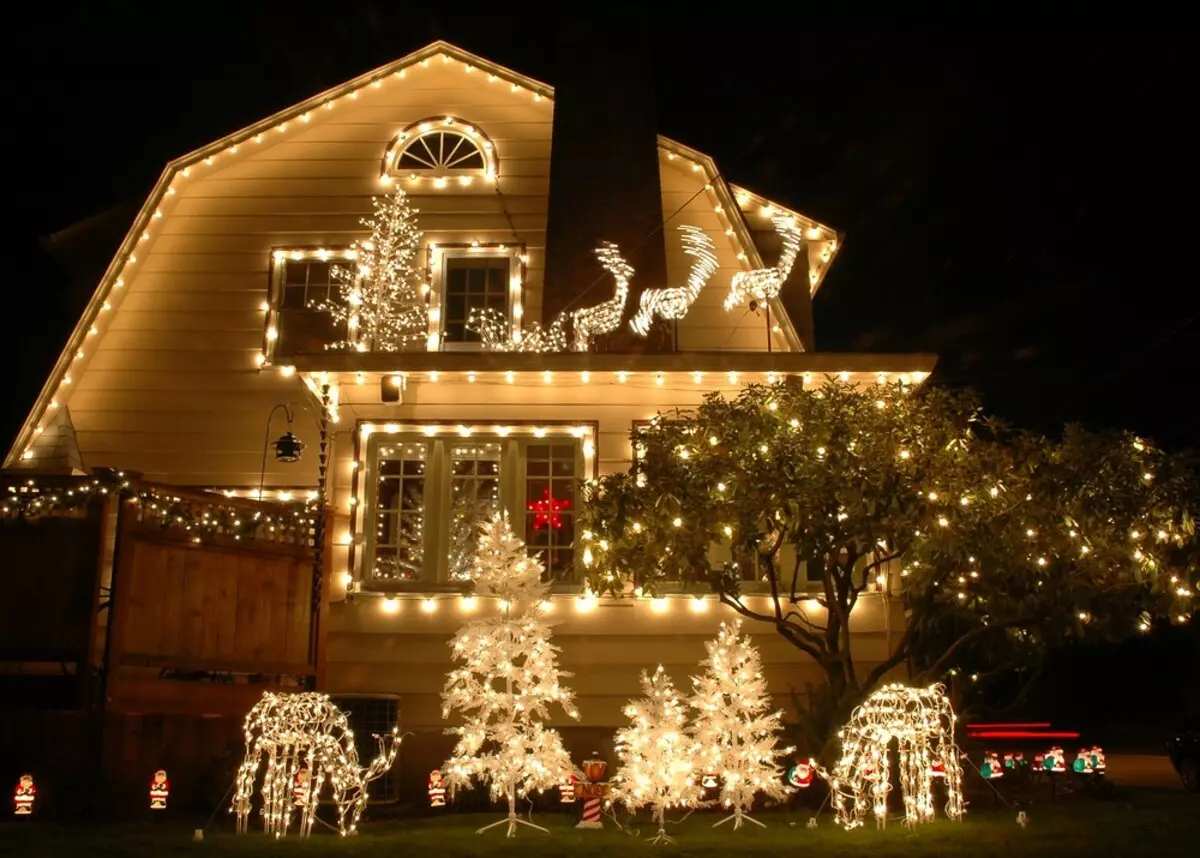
[580,378,1198,742]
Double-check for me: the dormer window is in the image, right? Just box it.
[382,117,497,187]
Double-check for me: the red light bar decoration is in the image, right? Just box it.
[967,722,1051,730]
[970,731,1081,739]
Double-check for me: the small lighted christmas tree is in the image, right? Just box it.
[611,665,703,844]
[441,512,580,836]
[690,620,793,829]
[318,184,427,351]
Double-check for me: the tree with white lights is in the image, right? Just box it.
[319,184,427,351]
[441,512,580,836]
[690,620,792,829]
[611,665,703,844]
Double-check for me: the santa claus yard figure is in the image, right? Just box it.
[979,750,1004,780]
[930,759,946,779]
[1072,748,1094,775]
[13,774,35,816]
[787,760,814,789]
[292,768,311,808]
[1043,746,1067,774]
[1090,746,1106,774]
[428,770,446,808]
[149,769,170,810]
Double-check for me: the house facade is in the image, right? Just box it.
[6,42,933,795]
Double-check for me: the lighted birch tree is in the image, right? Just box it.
[318,184,428,351]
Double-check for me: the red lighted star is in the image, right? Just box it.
[527,488,570,531]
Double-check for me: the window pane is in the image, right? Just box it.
[525,443,577,583]
[447,442,502,581]
[373,444,427,581]
[274,257,351,355]
[443,257,510,344]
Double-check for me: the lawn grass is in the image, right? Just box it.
[1,788,1194,858]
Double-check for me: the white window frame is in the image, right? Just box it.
[426,244,525,351]
[264,247,356,362]
[350,422,597,588]
[381,116,498,187]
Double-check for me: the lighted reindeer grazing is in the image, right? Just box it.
[722,216,803,311]
[571,241,634,351]
[822,684,964,830]
[232,692,400,838]
[629,225,719,335]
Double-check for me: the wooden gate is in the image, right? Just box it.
[105,485,331,716]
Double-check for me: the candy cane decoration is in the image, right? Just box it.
[723,216,803,311]
[630,225,718,335]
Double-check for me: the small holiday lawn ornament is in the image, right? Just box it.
[701,772,718,789]
[930,759,946,779]
[1033,752,1045,771]
[1014,752,1026,769]
[1043,746,1066,773]
[1003,753,1015,771]
[559,774,577,804]
[980,751,1004,780]
[13,774,35,816]
[576,756,610,830]
[428,770,447,808]
[293,769,311,807]
[787,760,815,789]
[1090,746,1106,774]
[1072,748,1093,775]
[149,769,169,810]
[1016,810,1029,828]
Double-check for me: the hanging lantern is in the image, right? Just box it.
[428,770,446,808]
[787,760,814,789]
[292,768,311,807]
[13,774,35,816]
[149,769,169,810]
[560,774,578,803]
[274,431,305,463]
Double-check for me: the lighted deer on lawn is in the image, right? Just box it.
[232,692,400,838]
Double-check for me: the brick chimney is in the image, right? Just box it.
[541,13,667,349]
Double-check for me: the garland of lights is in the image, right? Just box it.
[818,683,964,831]
[630,225,718,336]
[610,665,704,844]
[441,512,580,837]
[689,619,793,830]
[2,475,316,548]
[231,691,399,838]
[722,216,803,311]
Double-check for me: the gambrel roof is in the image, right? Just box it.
[6,40,844,468]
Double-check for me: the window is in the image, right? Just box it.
[443,257,510,343]
[266,249,352,357]
[427,246,524,351]
[357,425,594,585]
[382,117,497,184]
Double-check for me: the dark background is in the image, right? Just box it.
[11,8,1199,453]
[5,6,1199,734]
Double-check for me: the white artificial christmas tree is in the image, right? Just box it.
[441,511,580,836]
[690,620,793,829]
[318,184,427,351]
[611,665,704,844]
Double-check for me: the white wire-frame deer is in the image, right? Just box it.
[231,692,400,838]
[821,684,964,831]
[629,225,719,336]
[571,241,634,351]
[722,216,804,311]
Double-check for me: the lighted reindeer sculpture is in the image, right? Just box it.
[822,684,964,830]
[722,215,803,311]
[630,225,719,336]
[232,692,400,838]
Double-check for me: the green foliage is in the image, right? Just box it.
[580,378,1198,722]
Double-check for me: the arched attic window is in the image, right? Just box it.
[382,116,497,188]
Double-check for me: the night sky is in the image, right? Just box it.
[12,9,1199,453]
